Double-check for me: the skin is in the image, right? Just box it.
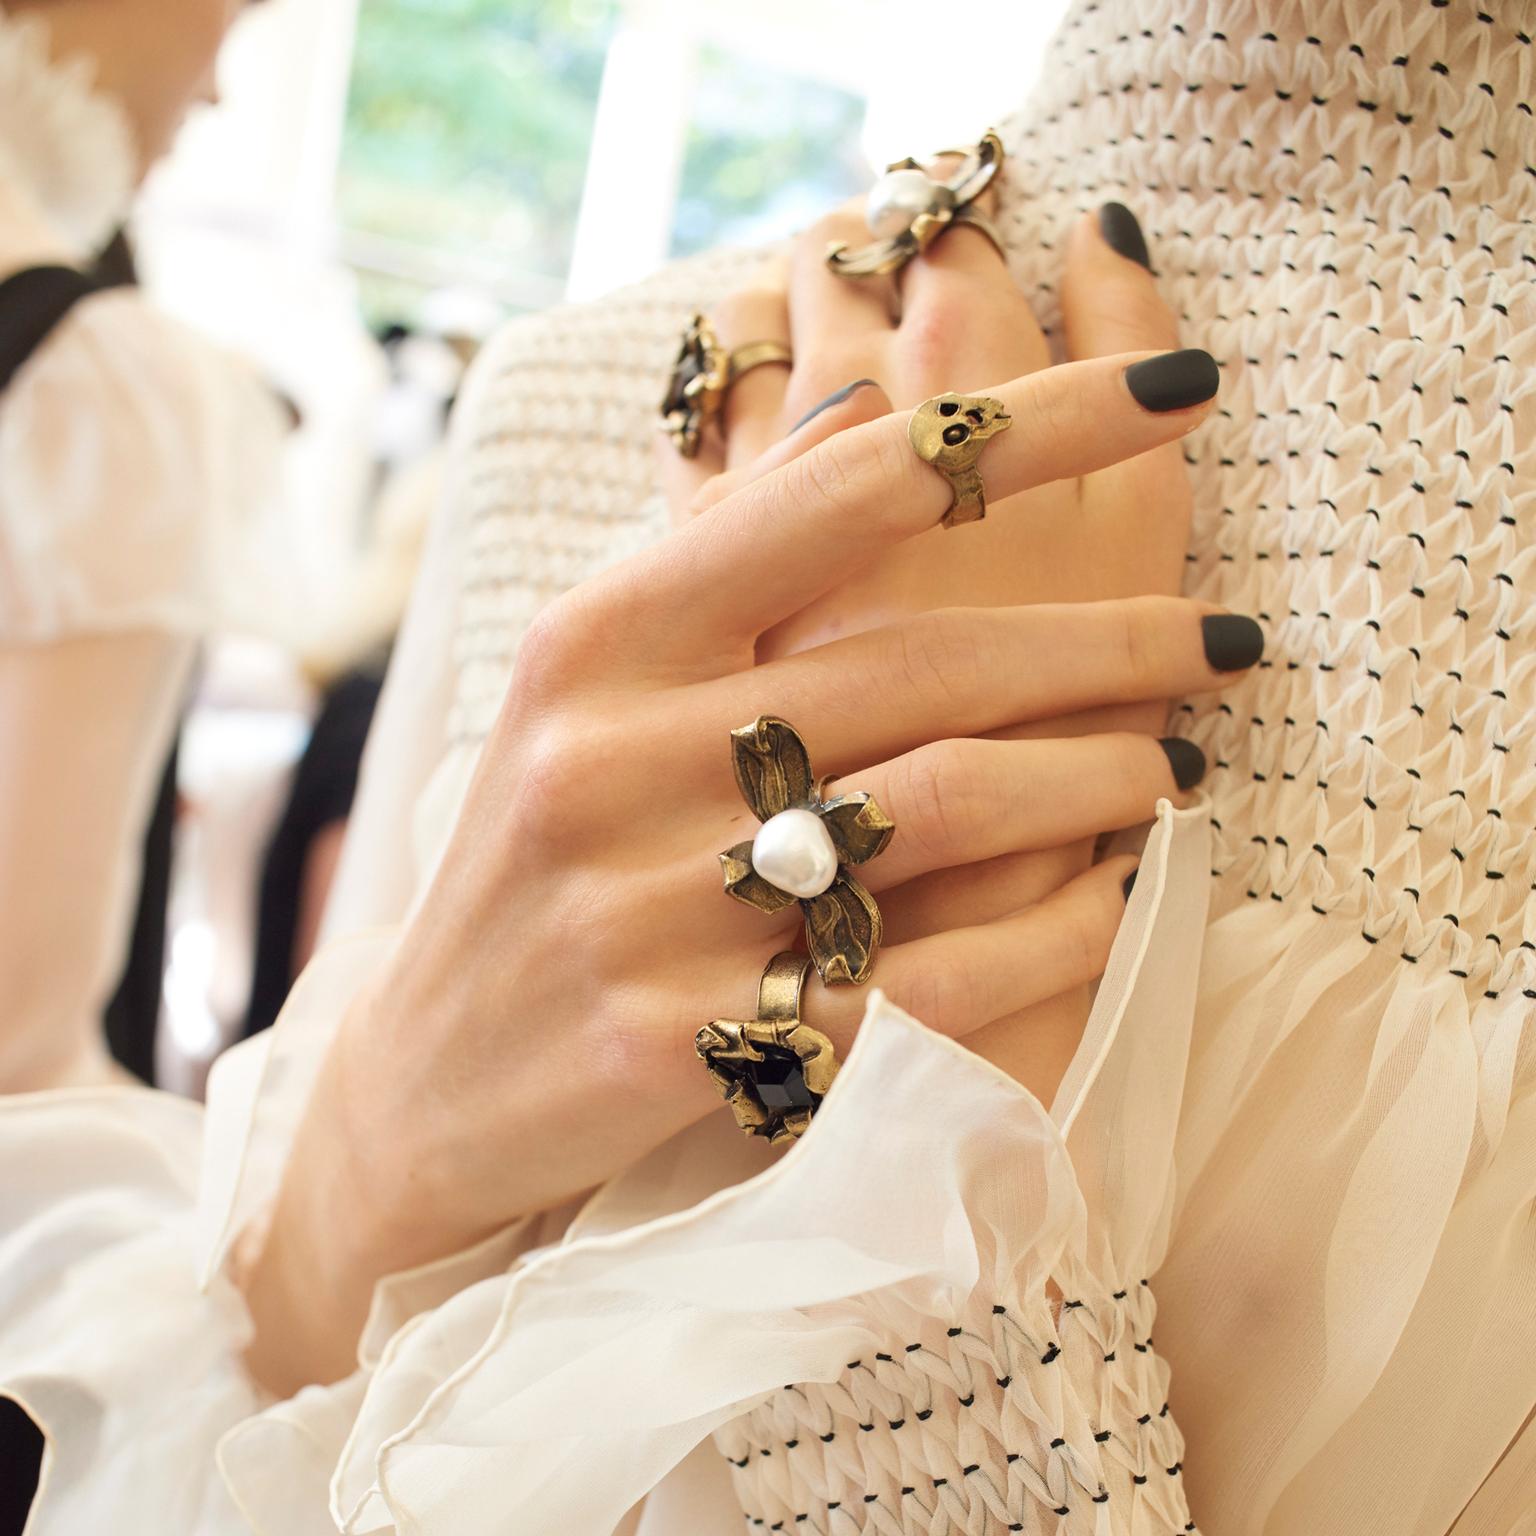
[5,0,248,175]
[663,191,1196,1091]
[239,205,1252,1396]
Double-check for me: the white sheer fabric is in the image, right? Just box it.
[1,1,1533,1532]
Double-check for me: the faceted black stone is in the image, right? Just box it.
[662,343,705,417]
[750,1043,816,1111]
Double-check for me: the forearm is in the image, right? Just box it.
[0,633,191,1089]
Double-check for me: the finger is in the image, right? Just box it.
[689,378,892,518]
[713,259,793,471]
[878,844,1090,946]
[804,855,1139,1052]
[1059,203,1177,360]
[1060,203,1192,589]
[829,731,1201,894]
[786,202,895,419]
[655,430,715,530]
[893,171,1051,393]
[594,347,1222,672]
[684,598,1262,773]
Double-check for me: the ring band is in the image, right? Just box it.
[908,392,1014,527]
[827,129,1006,280]
[719,715,894,986]
[727,338,794,380]
[660,313,793,458]
[695,950,837,1142]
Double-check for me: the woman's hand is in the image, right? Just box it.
[661,195,1210,1089]
[242,333,1251,1393]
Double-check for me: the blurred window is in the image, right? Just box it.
[338,3,869,324]
[671,45,865,259]
[339,0,619,318]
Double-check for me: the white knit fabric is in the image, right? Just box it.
[438,2,1536,1531]
[0,3,1532,1534]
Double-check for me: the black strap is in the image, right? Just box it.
[0,264,107,394]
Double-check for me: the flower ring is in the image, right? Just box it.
[660,312,793,458]
[826,129,1006,280]
[720,716,895,986]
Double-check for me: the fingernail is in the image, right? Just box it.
[1122,869,1138,902]
[1159,737,1207,791]
[1202,613,1265,672]
[1124,349,1219,412]
[1098,201,1150,269]
[789,378,879,434]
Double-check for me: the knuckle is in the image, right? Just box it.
[711,287,776,336]
[890,740,970,865]
[784,427,890,520]
[1023,368,1093,456]
[896,949,975,1035]
[892,609,990,718]
[1060,892,1119,982]
[1106,597,1164,696]
[510,592,594,705]
[505,718,619,852]
[900,291,975,369]
[806,204,867,253]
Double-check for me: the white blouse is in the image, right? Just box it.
[2,1,1534,1533]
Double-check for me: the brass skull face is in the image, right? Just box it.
[909,393,1012,471]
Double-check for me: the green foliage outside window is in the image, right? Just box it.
[340,0,617,318]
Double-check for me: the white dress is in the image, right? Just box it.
[0,15,288,1087]
[2,2,1533,1533]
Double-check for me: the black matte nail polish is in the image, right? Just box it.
[1201,614,1265,672]
[1124,349,1219,412]
[1099,201,1150,269]
[1159,737,1207,791]
[1122,870,1138,901]
[789,378,878,434]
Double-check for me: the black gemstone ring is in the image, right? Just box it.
[694,951,838,1144]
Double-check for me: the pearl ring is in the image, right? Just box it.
[826,129,1006,280]
[719,715,895,987]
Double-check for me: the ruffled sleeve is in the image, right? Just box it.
[0,287,289,643]
[0,795,1211,1535]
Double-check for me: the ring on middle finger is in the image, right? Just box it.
[719,715,895,986]
[660,312,793,459]
[826,128,1006,280]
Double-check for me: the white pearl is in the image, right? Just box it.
[866,167,954,239]
[752,808,840,900]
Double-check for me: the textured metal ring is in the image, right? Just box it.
[695,950,838,1143]
[908,392,1014,527]
[826,129,1006,280]
[719,716,895,986]
[659,313,793,458]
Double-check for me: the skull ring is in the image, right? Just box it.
[908,392,1013,527]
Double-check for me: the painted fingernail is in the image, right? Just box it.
[1098,201,1150,269]
[1124,349,1219,412]
[789,378,879,434]
[1159,737,1207,791]
[1202,613,1265,672]
[1122,869,1138,901]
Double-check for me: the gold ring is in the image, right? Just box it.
[908,392,1014,527]
[659,314,793,458]
[695,950,838,1143]
[826,129,1006,280]
[718,715,894,986]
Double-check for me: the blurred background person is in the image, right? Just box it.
[0,0,291,1093]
